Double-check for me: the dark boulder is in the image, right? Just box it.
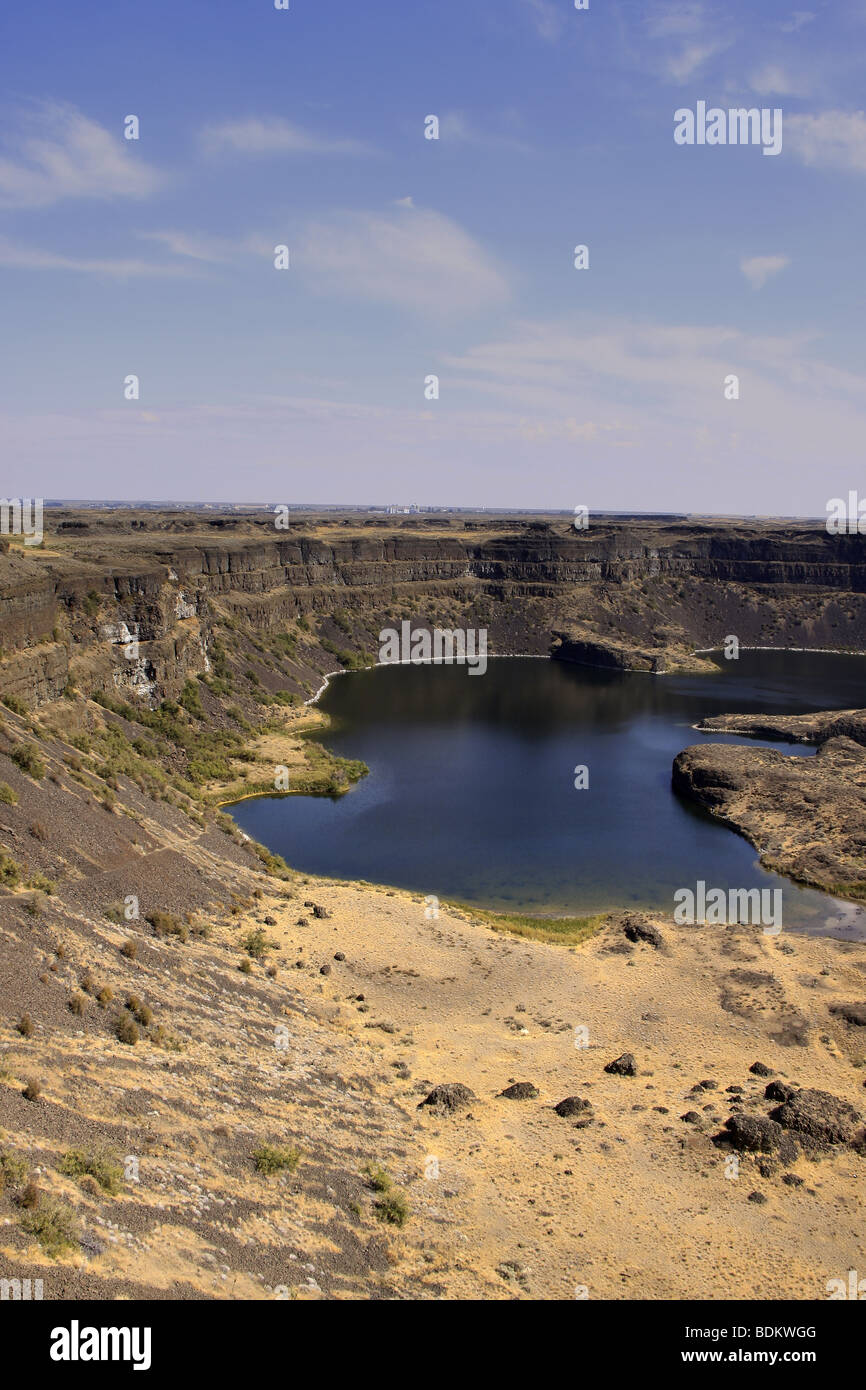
[498,1081,539,1100]
[418,1083,477,1113]
[623,918,663,949]
[770,1088,860,1147]
[554,1096,594,1123]
[604,1053,637,1077]
[724,1114,794,1159]
[765,1081,796,1103]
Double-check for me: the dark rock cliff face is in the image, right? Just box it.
[1,512,865,706]
[672,733,866,899]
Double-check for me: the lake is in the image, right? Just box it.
[227,650,866,937]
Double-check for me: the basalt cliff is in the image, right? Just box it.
[1,511,865,708]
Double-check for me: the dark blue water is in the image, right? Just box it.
[227,650,866,936]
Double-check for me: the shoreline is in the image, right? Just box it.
[228,645,866,941]
[306,643,866,707]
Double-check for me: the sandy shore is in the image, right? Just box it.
[223,878,866,1300]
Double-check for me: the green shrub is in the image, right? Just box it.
[253,1144,301,1176]
[362,1162,392,1193]
[10,743,46,779]
[0,1150,28,1193]
[240,927,276,959]
[59,1148,123,1196]
[179,680,205,719]
[146,909,188,942]
[125,995,152,1026]
[374,1189,410,1227]
[2,695,28,716]
[0,782,18,804]
[114,1012,139,1045]
[20,1198,78,1257]
[0,853,21,886]
[27,872,55,894]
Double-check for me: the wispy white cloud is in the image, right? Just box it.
[137,230,230,263]
[0,104,163,209]
[297,203,510,316]
[749,63,808,96]
[645,2,708,38]
[740,254,790,289]
[780,10,816,33]
[520,0,566,42]
[439,318,829,417]
[663,38,731,81]
[199,117,375,158]
[136,228,276,265]
[642,3,733,82]
[786,110,866,172]
[0,237,193,277]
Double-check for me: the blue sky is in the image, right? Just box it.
[1,0,865,514]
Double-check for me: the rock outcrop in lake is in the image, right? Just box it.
[672,718,866,899]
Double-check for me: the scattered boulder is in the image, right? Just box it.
[770,1088,860,1147]
[312,904,332,920]
[781,1172,804,1187]
[334,952,345,962]
[418,1083,477,1113]
[499,1081,539,1100]
[724,1114,793,1157]
[263,915,277,926]
[749,1062,775,1077]
[319,964,331,976]
[748,1191,768,1204]
[765,1080,796,1103]
[697,1079,718,1090]
[605,1053,637,1077]
[681,1111,703,1125]
[623,917,663,949]
[554,1096,594,1125]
